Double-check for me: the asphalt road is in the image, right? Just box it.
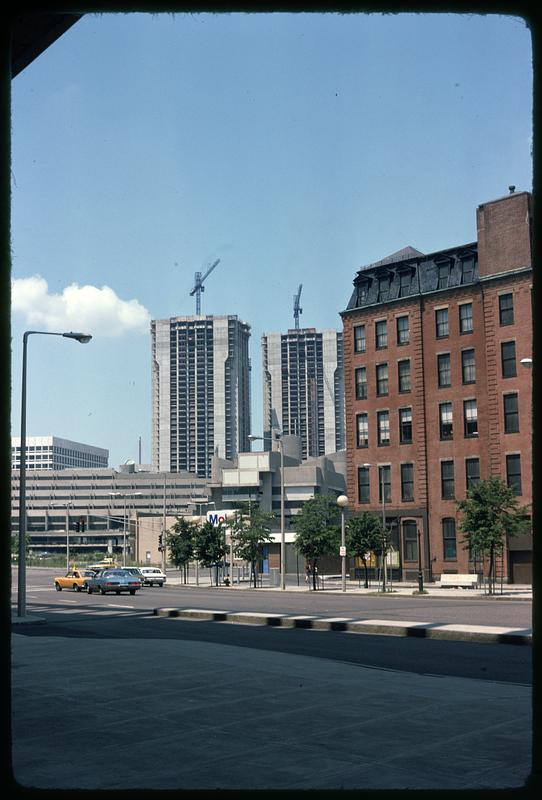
[19,567,533,628]
[10,568,534,790]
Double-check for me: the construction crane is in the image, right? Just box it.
[293,284,303,329]
[190,258,220,314]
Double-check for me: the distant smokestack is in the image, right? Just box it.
[509,185,516,194]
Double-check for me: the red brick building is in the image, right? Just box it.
[341,189,532,583]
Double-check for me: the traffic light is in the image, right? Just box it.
[79,516,86,533]
[158,534,163,552]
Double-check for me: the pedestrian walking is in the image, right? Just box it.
[305,564,311,587]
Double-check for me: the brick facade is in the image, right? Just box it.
[341,191,532,583]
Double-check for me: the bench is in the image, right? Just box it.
[439,573,479,589]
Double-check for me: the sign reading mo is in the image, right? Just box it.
[207,512,229,526]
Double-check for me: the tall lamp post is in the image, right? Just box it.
[17,330,92,619]
[109,491,142,566]
[248,430,285,589]
[50,501,74,571]
[336,495,348,592]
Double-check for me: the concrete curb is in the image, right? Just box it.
[153,608,532,645]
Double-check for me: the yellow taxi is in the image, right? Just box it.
[54,568,97,592]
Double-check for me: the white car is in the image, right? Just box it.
[139,567,166,587]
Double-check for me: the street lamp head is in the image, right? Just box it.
[337,494,349,509]
[247,434,262,442]
[520,358,533,368]
[63,332,92,344]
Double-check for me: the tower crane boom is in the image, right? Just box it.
[293,284,303,329]
[189,258,221,314]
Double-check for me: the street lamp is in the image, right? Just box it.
[109,492,142,566]
[17,330,92,618]
[520,358,533,368]
[50,501,74,571]
[336,495,348,592]
[248,430,285,589]
[363,462,388,592]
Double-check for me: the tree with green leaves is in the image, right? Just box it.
[346,511,385,588]
[293,493,340,590]
[193,520,227,586]
[230,502,274,588]
[167,516,196,583]
[457,475,531,594]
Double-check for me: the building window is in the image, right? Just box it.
[398,270,412,297]
[443,518,457,559]
[354,325,366,353]
[378,465,391,503]
[460,259,475,285]
[403,520,418,561]
[355,367,367,400]
[441,460,455,499]
[439,402,453,440]
[459,302,473,334]
[356,413,369,448]
[376,363,389,396]
[501,341,517,378]
[375,320,388,349]
[357,281,370,305]
[503,393,519,433]
[377,411,390,446]
[466,458,480,490]
[435,308,449,338]
[437,263,449,289]
[463,399,478,437]
[401,463,414,502]
[378,275,390,302]
[358,466,370,503]
[461,349,476,384]
[399,408,412,443]
[506,454,522,495]
[438,353,451,388]
[396,315,410,345]
[398,359,411,393]
[499,293,514,326]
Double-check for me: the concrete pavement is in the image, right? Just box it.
[10,622,533,790]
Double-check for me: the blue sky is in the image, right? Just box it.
[11,11,533,468]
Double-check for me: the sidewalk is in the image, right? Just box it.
[165,575,533,600]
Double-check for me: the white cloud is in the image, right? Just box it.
[11,275,151,337]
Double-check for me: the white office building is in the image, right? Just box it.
[262,328,345,460]
[11,436,108,471]
[151,315,251,478]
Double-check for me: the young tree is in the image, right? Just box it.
[346,511,385,588]
[230,503,274,588]
[193,520,227,586]
[457,475,531,594]
[293,494,340,590]
[167,516,195,583]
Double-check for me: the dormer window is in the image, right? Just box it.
[357,279,370,305]
[459,257,474,285]
[377,273,391,302]
[398,269,413,298]
[437,262,450,290]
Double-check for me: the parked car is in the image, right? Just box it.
[88,558,118,571]
[138,567,167,587]
[122,567,145,585]
[54,568,97,592]
[86,569,141,595]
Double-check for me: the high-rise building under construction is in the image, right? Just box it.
[151,315,251,478]
[262,328,345,459]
